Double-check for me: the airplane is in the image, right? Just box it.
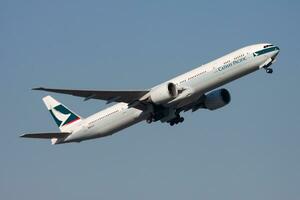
[21,43,280,144]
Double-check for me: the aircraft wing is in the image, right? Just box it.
[33,87,150,103]
[20,132,71,139]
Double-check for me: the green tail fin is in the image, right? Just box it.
[42,96,82,131]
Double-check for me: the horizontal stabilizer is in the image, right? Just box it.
[20,132,71,139]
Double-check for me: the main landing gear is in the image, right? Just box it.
[146,114,185,126]
[146,118,153,124]
[169,115,184,126]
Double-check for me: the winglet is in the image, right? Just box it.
[32,87,45,91]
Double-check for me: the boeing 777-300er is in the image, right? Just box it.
[21,43,280,144]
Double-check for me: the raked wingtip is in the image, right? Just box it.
[32,87,45,91]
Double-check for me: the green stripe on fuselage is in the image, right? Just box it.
[254,46,279,57]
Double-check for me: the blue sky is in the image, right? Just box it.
[1,0,300,199]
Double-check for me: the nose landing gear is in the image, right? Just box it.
[264,65,273,74]
[265,68,273,74]
[262,58,274,74]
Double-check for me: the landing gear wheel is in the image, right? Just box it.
[179,117,184,123]
[169,116,184,126]
[266,68,273,74]
[146,118,153,124]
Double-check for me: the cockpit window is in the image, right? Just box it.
[263,44,274,48]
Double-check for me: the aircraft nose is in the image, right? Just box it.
[272,46,280,59]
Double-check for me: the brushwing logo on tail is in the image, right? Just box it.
[49,105,80,127]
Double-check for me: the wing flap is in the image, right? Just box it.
[33,87,149,103]
[20,132,71,139]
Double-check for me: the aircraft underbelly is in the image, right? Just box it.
[86,108,147,140]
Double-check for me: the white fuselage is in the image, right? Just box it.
[63,43,279,143]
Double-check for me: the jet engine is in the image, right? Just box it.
[204,89,231,110]
[150,82,178,105]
